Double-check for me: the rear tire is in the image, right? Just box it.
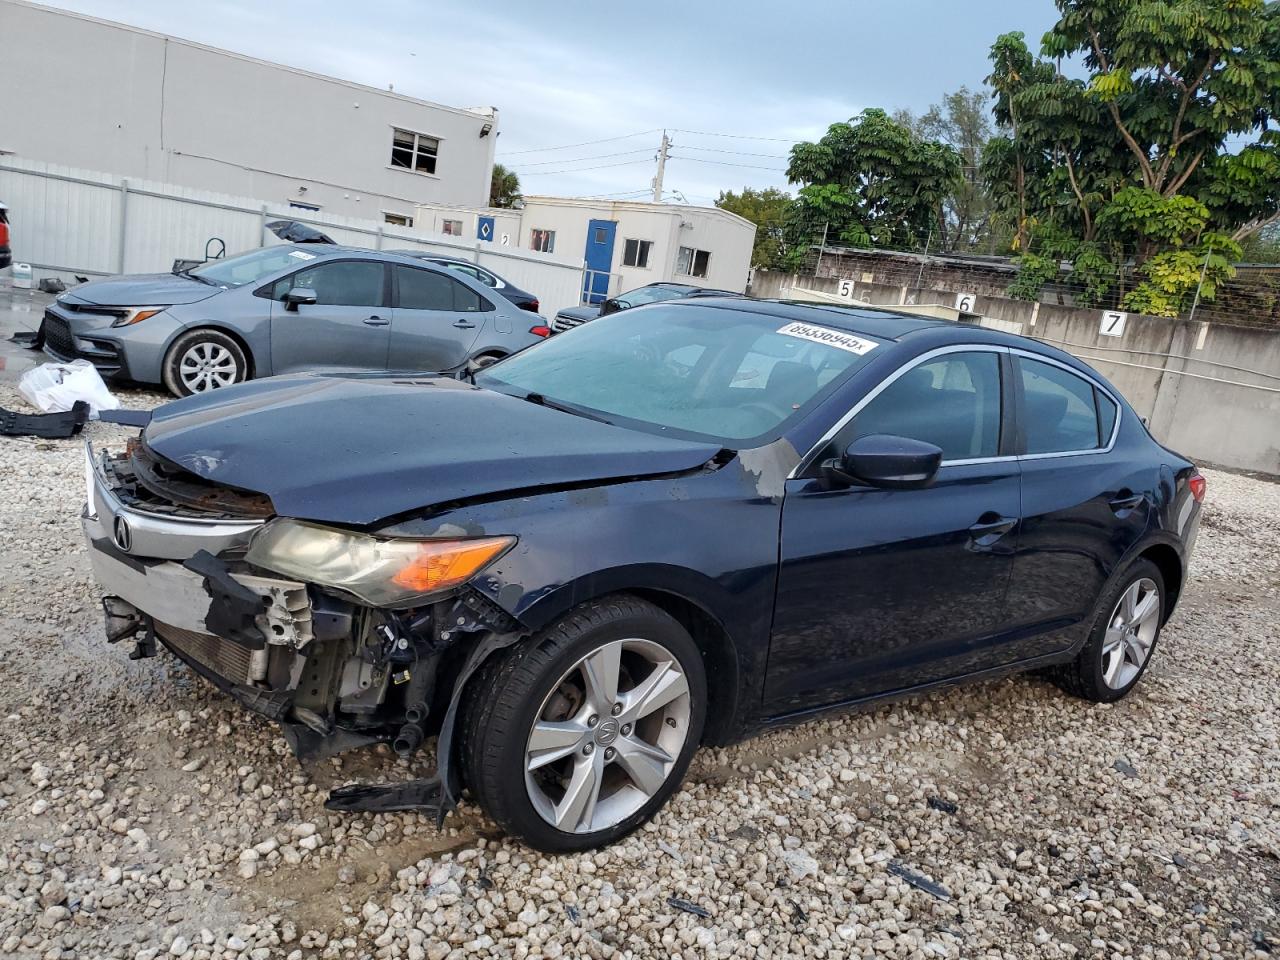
[162,329,249,397]
[459,595,706,852]
[1052,559,1165,702]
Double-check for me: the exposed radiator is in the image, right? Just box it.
[156,622,258,686]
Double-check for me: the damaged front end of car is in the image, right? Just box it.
[81,437,528,822]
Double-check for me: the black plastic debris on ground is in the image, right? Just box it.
[1113,758,1139,778]
[0,401,90,439]
[927,796,958,815]
[9,329,43,349]
[889,861,951,901]
[666,897,711,919]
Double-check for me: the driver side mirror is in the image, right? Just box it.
[822,434,942,490]
[600,298,624,316]
[283,287,317,311]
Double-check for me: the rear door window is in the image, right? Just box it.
[397,266,493,312]
[1018,357,1110,453]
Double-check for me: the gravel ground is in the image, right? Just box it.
[1,381,1278,960]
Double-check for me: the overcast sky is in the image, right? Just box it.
[46,0,1061,205]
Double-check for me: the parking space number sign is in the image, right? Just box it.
[955,292,978,312]
[1100,311,1127,337]
[837,279,854,300]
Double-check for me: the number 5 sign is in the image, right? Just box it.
[837,279,855,300]
[1100,311,1127,337]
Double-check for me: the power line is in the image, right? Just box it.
[499,129,661,156]
[514,148,654,168]
[669,155,789,172]
[671,127,796,143]
[678,144,790,160]
[518,158,657,176]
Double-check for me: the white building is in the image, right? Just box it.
[0,0,497,220]
[416,196,756,297]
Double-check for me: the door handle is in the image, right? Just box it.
[968,514,1017,544]
[363,315,390,326]
[1109,491,1145,514]
[453,320,476,329]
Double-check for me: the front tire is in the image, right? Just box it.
[460,595,706,852]
[1053,559,1165,702]
[162,329,249,397]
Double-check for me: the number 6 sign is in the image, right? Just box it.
[1100,311,1127,337]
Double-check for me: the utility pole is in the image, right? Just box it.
[652,130,670,203]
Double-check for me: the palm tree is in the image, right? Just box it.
[490,164,522,208]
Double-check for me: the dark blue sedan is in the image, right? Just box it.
[80,298,1203,852]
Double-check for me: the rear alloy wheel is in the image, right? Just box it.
[1052,559,1165,702]
[162,329,249,397]
[460,596,706,852]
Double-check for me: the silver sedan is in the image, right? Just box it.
[41,245,549,396]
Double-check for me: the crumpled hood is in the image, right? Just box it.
[64,273,222,307]
[143,374,722,525]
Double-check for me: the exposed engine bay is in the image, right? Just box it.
[82,437,528,820]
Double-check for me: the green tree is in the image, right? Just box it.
[489,163,522,208]
[786,108,963,252]
[896,87,998,251]
[984,3,1280,315]
[714,187,794,269]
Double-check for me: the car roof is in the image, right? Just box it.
[679,297,1103,363]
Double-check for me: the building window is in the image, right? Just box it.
[289,200,321,212]
[530,228,556,253]
[384,212,414,228]
[622,238,652,269]
[391,128,439,175]
[677,246,710,278]
[441,219,463,236]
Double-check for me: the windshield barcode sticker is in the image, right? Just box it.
[289,250,317,260]
[777,322,878,355]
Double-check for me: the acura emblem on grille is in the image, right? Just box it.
[112,515,133,553]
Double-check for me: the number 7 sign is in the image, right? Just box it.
[1100,311,1127,337]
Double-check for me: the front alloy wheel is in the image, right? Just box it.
[524,638,691,834]
[460,596,706,852]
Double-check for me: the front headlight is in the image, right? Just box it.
[245,519,515,608]
[111,307,168,328]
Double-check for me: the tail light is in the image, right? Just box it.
[1188,470,1206,503]
[529,325,551,338]
[0,215,9,247]
[524,299,540,313]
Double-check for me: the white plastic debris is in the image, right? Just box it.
[18,359,120,418]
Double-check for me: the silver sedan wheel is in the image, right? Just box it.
[1101,577,1161,689]
[179,341,239,392]
[524,638,692,835]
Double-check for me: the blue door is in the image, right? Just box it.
[582,219,617,304]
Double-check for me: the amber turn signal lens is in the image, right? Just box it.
[390,537,516,594]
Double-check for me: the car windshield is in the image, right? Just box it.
[613,285,691,309]
[189,246,326,287]
[477,304,882,444]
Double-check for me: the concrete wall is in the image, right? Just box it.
[754,269,1280,476]
[0,0,496,220]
